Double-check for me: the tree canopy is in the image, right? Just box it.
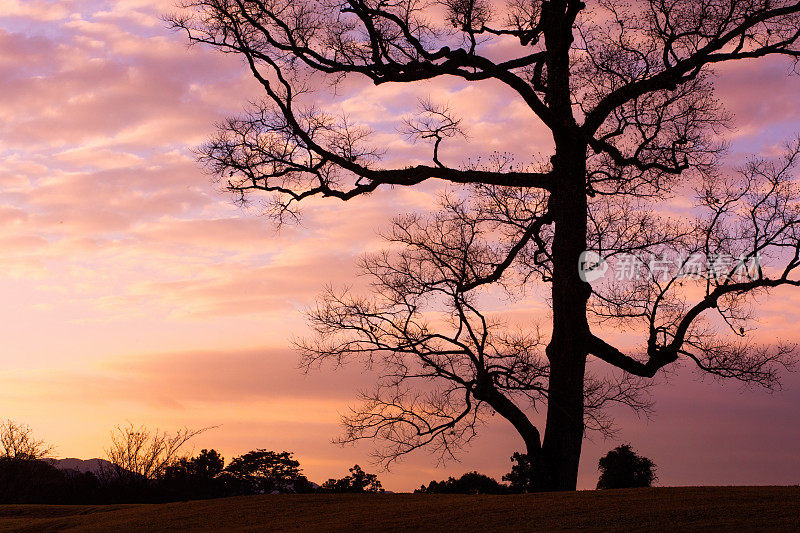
[597,444,657,489]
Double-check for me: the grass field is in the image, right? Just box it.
[0,486,798,532]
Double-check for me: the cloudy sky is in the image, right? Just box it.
[1,0,799,491]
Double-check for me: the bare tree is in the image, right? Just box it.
[300,187,654,465]
[104,423,208,482]
[0,419,53,460]
[170,0,800,490]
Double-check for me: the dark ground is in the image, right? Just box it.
[0,486,798,532]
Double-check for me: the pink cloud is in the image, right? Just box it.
[0,0,73,22]
[715,58,800,144]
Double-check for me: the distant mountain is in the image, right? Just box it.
[47,458,115,475]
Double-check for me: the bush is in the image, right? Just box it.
[597,445,657,489]
[416,472,508,494]
[502,452,534,493]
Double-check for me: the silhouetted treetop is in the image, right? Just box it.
[0,419,53,461]
[597,444,657,489]
[223,450,314,493]
[320,464,384,492]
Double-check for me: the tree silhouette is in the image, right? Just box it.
[320,464,384,492]
[186,449,225,479]
[0,421,101,504]
[223,450,313,493]
[171,0,800,491]
[0,419,53,460]
[416,471,508,494]
[503,452,535,493]
[597,444,657,489]
[162,449,227,499]
[104,424,207,483]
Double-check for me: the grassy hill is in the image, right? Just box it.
[0,486,797,532]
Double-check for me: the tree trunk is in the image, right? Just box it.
[535,141,591,492]
[535,351,588,491]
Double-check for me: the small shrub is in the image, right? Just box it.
[597,444,657,489]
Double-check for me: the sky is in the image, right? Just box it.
[0,0,799,491]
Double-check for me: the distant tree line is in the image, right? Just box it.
[0,420,655,503]
[416,453,536,494]
[417,446,657,494]
[0,420,383,504]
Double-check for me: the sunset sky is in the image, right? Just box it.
[1,0,799,491]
